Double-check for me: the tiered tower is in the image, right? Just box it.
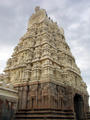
[4,7,89,120]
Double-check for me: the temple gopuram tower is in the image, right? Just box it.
[4,7,89,120]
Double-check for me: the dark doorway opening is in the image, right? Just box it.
[74,94,85,120]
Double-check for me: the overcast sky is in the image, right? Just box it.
[0,0,90,101]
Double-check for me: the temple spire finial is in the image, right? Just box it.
[35,6,40,13]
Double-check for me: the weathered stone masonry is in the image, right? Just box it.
[2,6,90,120]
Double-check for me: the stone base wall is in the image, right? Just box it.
[15,81,89,114]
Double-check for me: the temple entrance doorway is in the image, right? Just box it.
[74,94,85,120]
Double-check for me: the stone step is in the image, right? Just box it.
[17,109,74,112]
[15,119,74,120]
[87,112,90,119]
[16,111,74,115]
[15,114,74,117]
[14,109,75,120]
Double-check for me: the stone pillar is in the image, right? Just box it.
[22,86,28,109]
[18,87,23,109]
[27,86,31,109]
[0,99,3,118]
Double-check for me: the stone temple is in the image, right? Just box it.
[1,6,90,120]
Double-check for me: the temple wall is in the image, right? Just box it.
[0,83,18,120]
[15,81,89,113]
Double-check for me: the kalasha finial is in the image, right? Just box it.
[35,6,40,13]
